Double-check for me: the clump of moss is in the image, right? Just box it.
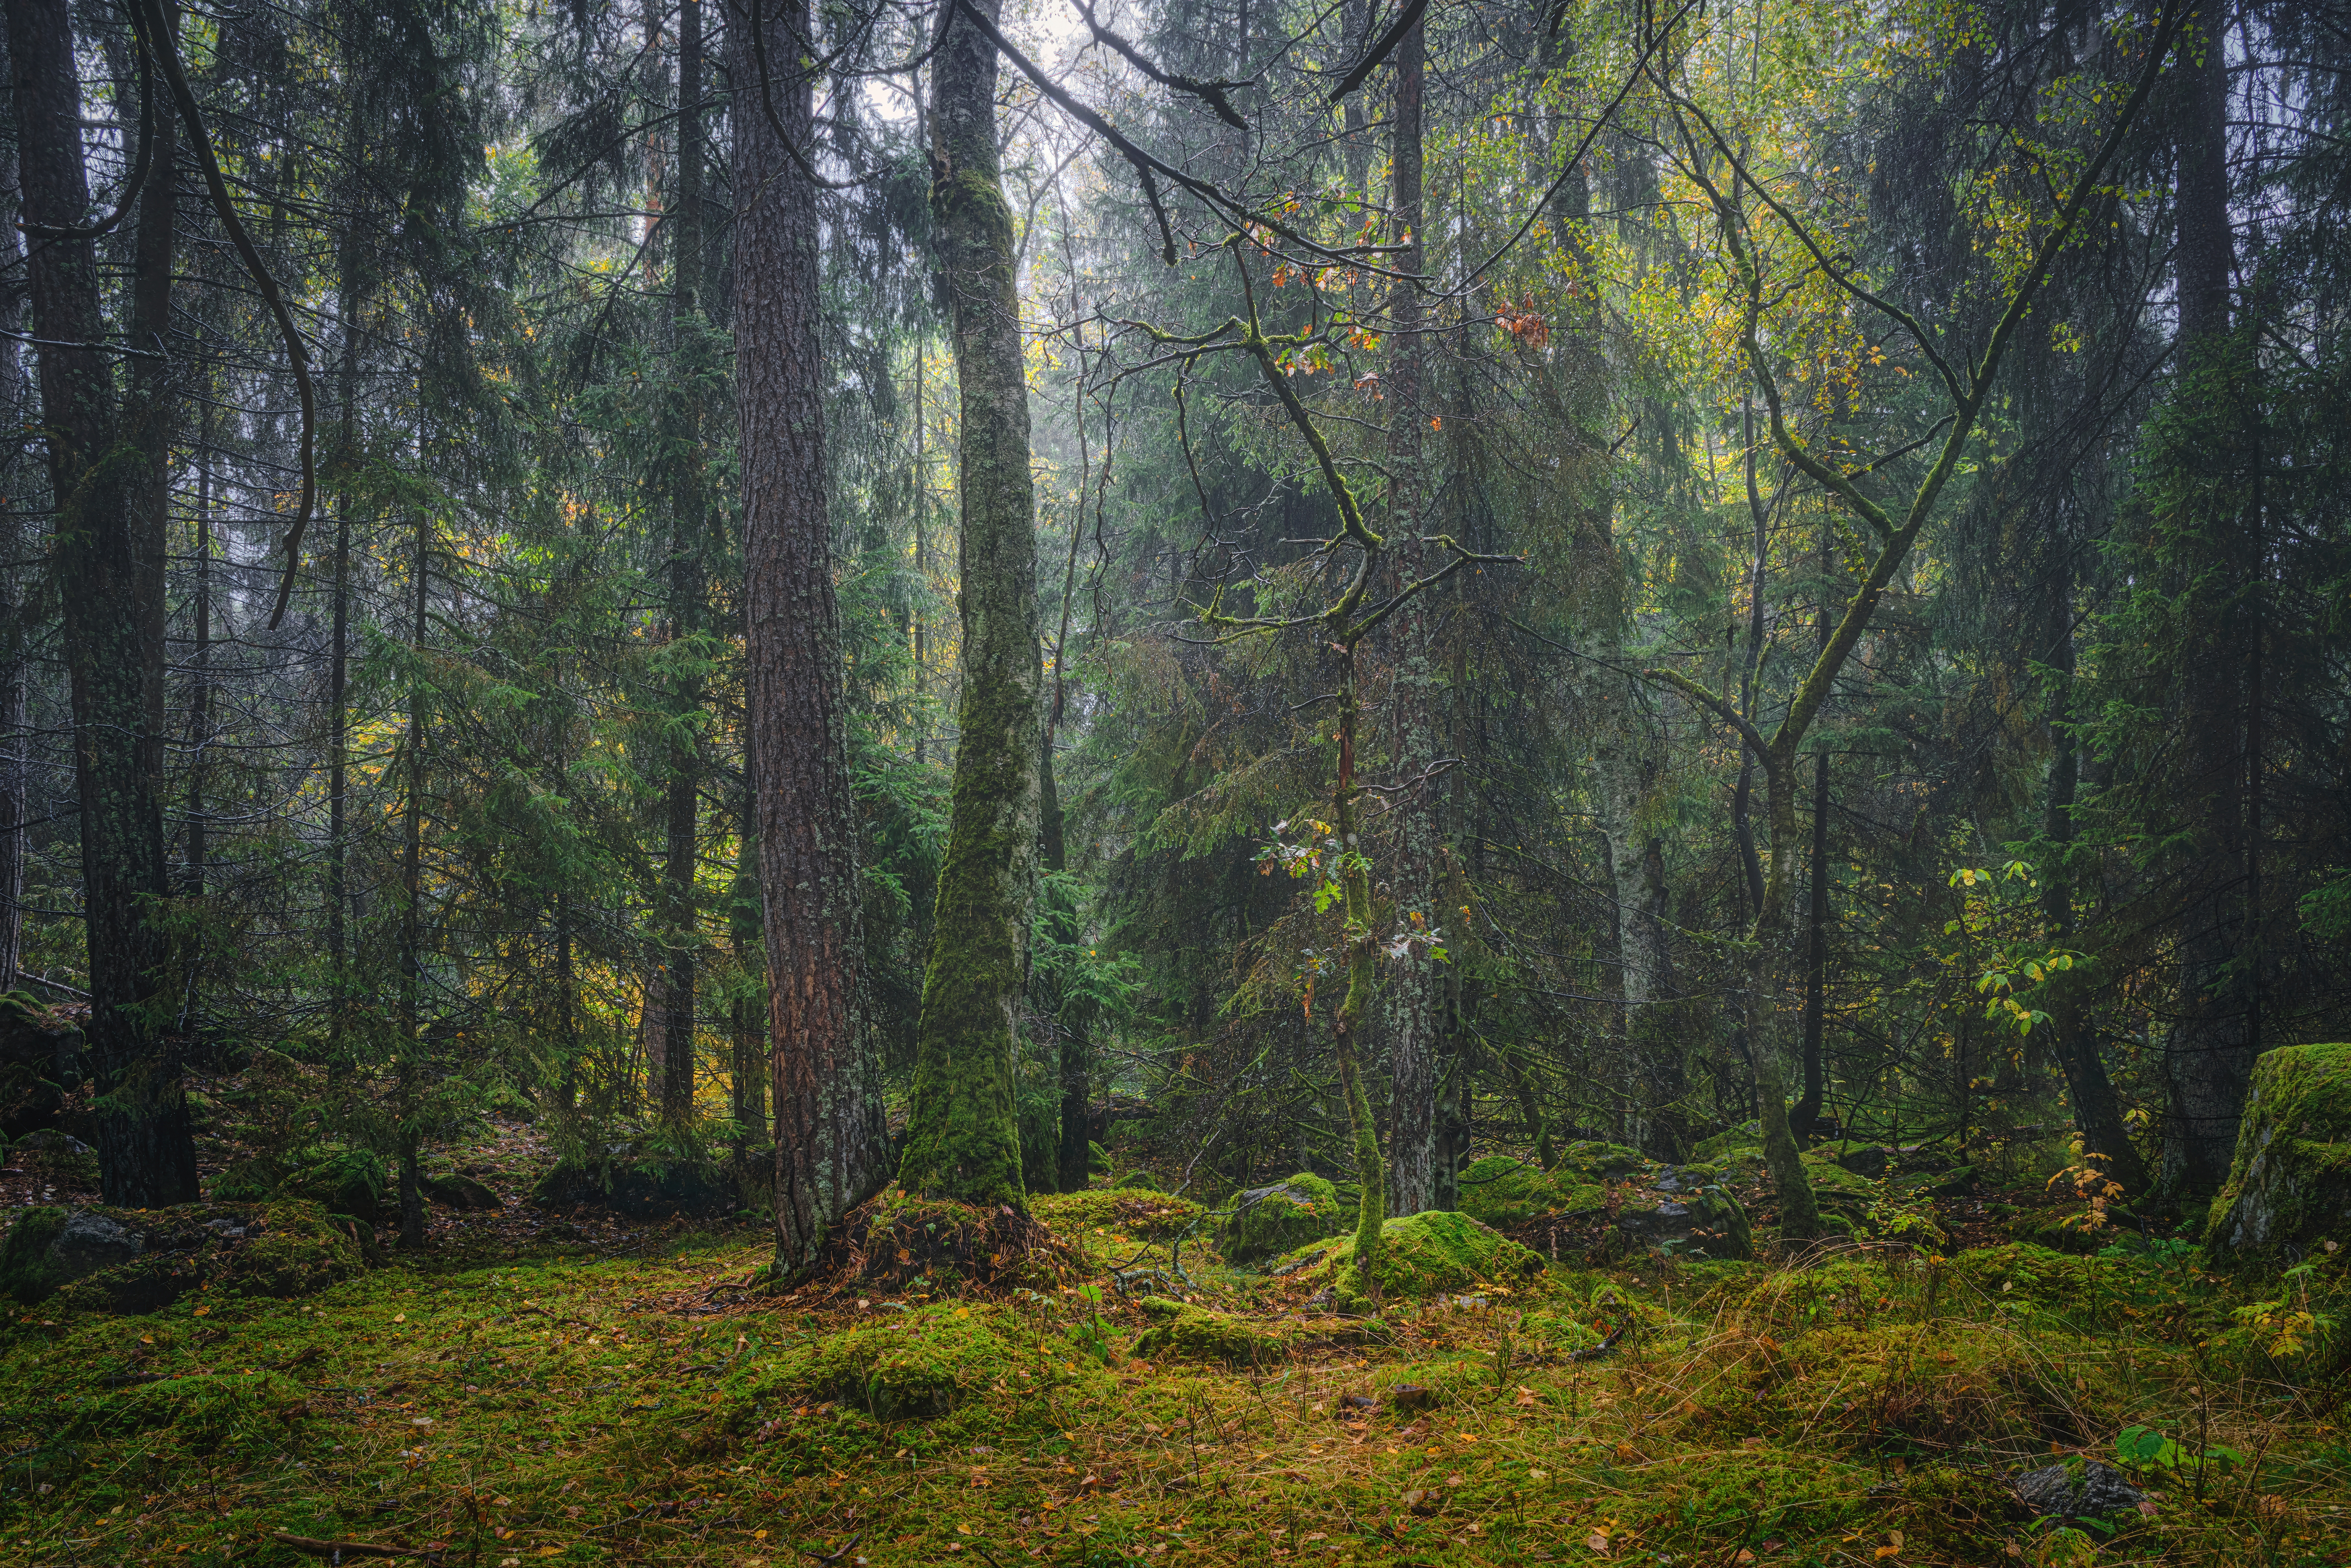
[1281,1210,1544,1300]
[2205,1042,2351,1272]
[1612,1181,1753,1262]
[1221,1172,1349,1263]
[748,1302,1023,1422]
[1707,1321,2119,1457]
[1517,1305,1603,1355]
[1030,1188,1206,1242]
[1877,1463,2030,1557]
[533,1153,736,1221]
[1456,1156,1606,1228]
[1133,1303,1289,1367]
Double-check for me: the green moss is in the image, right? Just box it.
[281,1148,387,1227]
[93,1371,314,1454]
[1517,1306,1603,1355]
[1369,1354,1493,1408]
[1133,1304,1289,1367]
[226,1203,363,1299]
[1456,1156,1606,1228]
[1691,1121,1762,1162]
[1282,1210,1545,1300]
[0,1206,68,1304]
[1879,1464,2029,1557]
[1222,1172,1349,1262]
[1030,1189,1206,1241]
[1554,1141,1650,1181]
[2204,1042,2351,1272]
[755,1302,1022,1421]
[1110,1169,1163,1191]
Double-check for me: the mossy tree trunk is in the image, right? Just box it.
[8,0,196,1206]
[897,0,1042,1212]
[1331,666,1388,1295]
[735,0,887,1269]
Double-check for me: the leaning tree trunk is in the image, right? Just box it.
[896,0,1043,1212]
[7,0,195,1205]
[735,0,885,1271]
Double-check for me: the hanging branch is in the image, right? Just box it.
[1071,0,1252,131]
[136,0,316,631]
[1326,0,1429,103]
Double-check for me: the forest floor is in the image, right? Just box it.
[4,1119,2348,1568]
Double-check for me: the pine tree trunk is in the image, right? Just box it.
[7,0,195,1205]
[1380,7,1442,1218]
[735,0,885,1269]
[897,0,1043,1211]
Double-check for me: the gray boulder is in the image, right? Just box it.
[48,1209,143,1279]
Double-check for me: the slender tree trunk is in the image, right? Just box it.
[326,285,359,1058]
[1793,533,1835,1137]
[728,770,768,1140]
[2043,599,2149,1192]
[1592,686,1681,1156]
[8,0,195,1204]
[658,0,707,1125]
[2161,24,2252,1195]
[396,498,428,1248]
[1382,7,1444,1218]
[1331,657,1386,1299]
[0,26,21,998]
[736,0,884,1269]
[898,0,1043,1211]
[188,429,210,903]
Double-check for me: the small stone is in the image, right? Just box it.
[2014,1462,2146,1520]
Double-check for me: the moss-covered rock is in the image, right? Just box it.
[423,1172,503,1210]
[1554,1140,1650,1181]
[2204,1043,2351,1272]
[1517,1305,1604,1356]
[1133,1303,1290,1367]
[0,1205,69,1303]
[1110,1168,1163,1192]
[2,1201,360,1314]
[1222,1172,1349,1263]
[1456,1156,1607,1228]
[1280,1210,1544,1299]
[280,1148,388,1228]
[1614,1175,1753,1261]
[1030,1188,1205,1242]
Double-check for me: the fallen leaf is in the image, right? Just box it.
[1585,1530,1611,1554]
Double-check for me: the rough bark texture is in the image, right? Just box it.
[1331,669,1386,1299]
[9,0,195,1205]
[734,0,885,1271]
[897,0,1042,1212]
[0,41,24,997]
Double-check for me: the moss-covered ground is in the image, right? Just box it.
[5,1162,2349,1567]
